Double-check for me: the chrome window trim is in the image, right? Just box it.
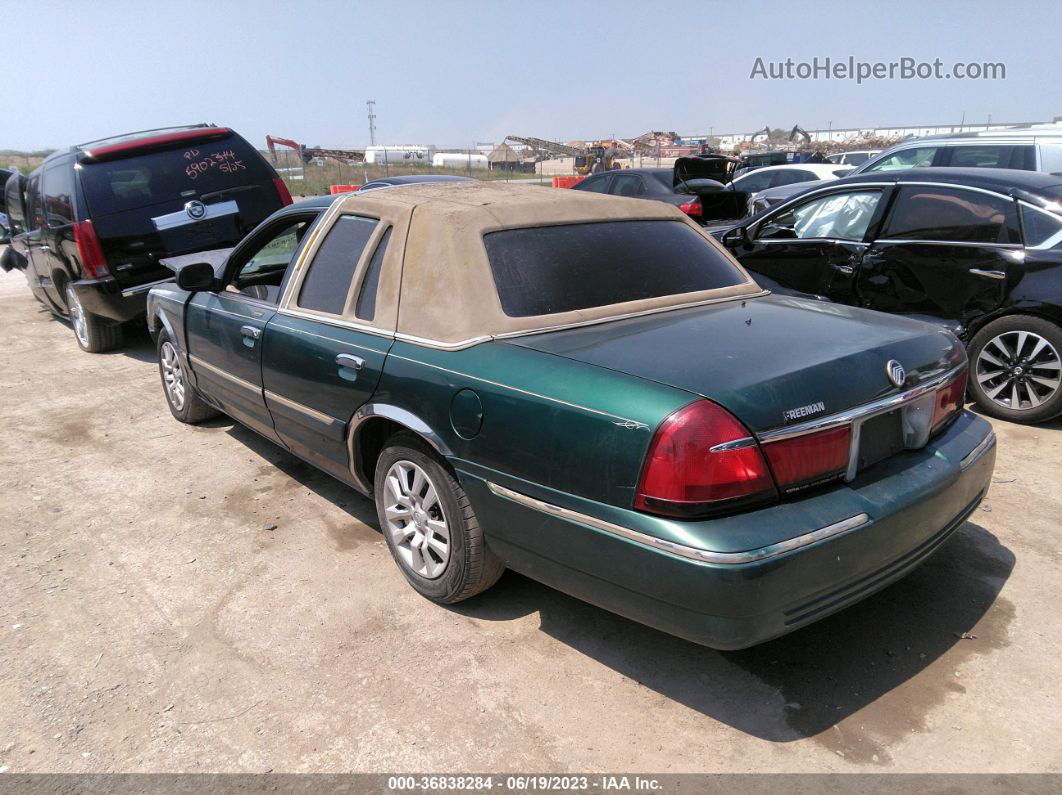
[873,239,1023,250]
[754,238,871,246]
[960,431,996,471]
[276,307,396,339]
[757,363,966,444]
[486,481,871,565]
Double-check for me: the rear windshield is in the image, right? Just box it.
[483,220,746,317]
[79,136,271,215]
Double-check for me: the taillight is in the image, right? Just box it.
[634,400,777,518]
[72,220,109,280]
[678,199,702,219]
[273,177,293,206]
[762,426,851,494]
[932,366,968,431]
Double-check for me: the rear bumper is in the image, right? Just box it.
[461,410,996,649]
[71,277,172,322]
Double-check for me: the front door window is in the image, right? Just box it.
[762,191,881,241]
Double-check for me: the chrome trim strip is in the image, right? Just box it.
[188,355,261,396]
[485,481,871,565]
[960,431,996,471]
[874,239,1022,250]
[152,199,239,231]
[276,307,396,339]
[757,363,966,444]
[755,238,870,247]
[121,277,173,298]
[264,389,336,426]
[709,436,756,452]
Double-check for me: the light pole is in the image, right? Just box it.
[366,100,377,146]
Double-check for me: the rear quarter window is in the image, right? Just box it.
[298,215,378,315]
[79,136,272,215]
[483,220,746,317]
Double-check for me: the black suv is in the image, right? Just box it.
[5,124,291,351]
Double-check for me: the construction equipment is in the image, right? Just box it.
[505,135,627,175]
[265,135,365,165]
[788,125,812,144]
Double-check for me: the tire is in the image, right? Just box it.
[156,330,220,424]
[65,283,123,353]
[374,432,504,604]
[967,314,1062,424]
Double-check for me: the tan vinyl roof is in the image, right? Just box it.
[331,182,763,348]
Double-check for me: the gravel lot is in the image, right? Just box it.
[1,263,1060,774]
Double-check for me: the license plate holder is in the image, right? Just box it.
[856,409,905,471]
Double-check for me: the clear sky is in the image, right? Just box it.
[4,0,1059,150]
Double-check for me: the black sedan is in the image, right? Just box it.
[717,167,1062,423]
[572,165,749,222]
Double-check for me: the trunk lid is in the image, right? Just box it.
[673,156,749,223]
[77,131,283,288]
[505,294,964,434]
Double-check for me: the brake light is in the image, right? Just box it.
[679,199,702,219]
[273,177,293,206]
[932,367,968,431]
[72,220,109,280]
[762,426,851,494]
[635,401,777,518]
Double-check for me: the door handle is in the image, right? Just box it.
[240,324,261,339]
[969,268,1006,280]
[832,264,855,275]
[336,353,364,370]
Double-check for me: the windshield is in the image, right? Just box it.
[484,220,746,317]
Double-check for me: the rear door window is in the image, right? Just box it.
[610,174,646,197]
[26,173,43,230]
[483,220,746,317]
[881,186,1020,244]
[732,170,775,192]
[79,136,273,216]
[944,145,1035,170]
[574,174,611,193]
[297,215,378,315]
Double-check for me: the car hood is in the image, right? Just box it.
[505,294,964,433]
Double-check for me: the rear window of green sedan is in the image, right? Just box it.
[483,220,746,317]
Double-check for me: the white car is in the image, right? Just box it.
[825,150,881,166]
[728,163,853,195]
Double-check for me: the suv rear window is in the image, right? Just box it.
[483,220,746,317]
[79,136,271,215]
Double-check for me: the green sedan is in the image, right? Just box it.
[147,182,996,649]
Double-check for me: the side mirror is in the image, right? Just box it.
[721,226,749,245]
[176,261,217,292]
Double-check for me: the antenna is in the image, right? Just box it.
[366,100,377,147]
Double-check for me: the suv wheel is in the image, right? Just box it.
[374,432,504,604]
[157,330,220,423]
[65,283,123,353]
[968,315,1062,423]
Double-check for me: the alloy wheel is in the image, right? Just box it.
[65,285,89,348]
[976,330,1061,411]
[160,341,186,411]
[382,460,451,579]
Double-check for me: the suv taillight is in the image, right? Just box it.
[72,220,109,280]
[634,400,777,518]
[273,177,293,206]
[932,366,968,431]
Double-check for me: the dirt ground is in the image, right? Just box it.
[1,263,1060,775]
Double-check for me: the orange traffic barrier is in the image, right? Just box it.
[329,184,361,194]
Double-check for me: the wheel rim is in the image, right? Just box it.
[382,460,450,579]
[66,285,89,347]
[160,341,186,411]
[976,329,1061,412]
